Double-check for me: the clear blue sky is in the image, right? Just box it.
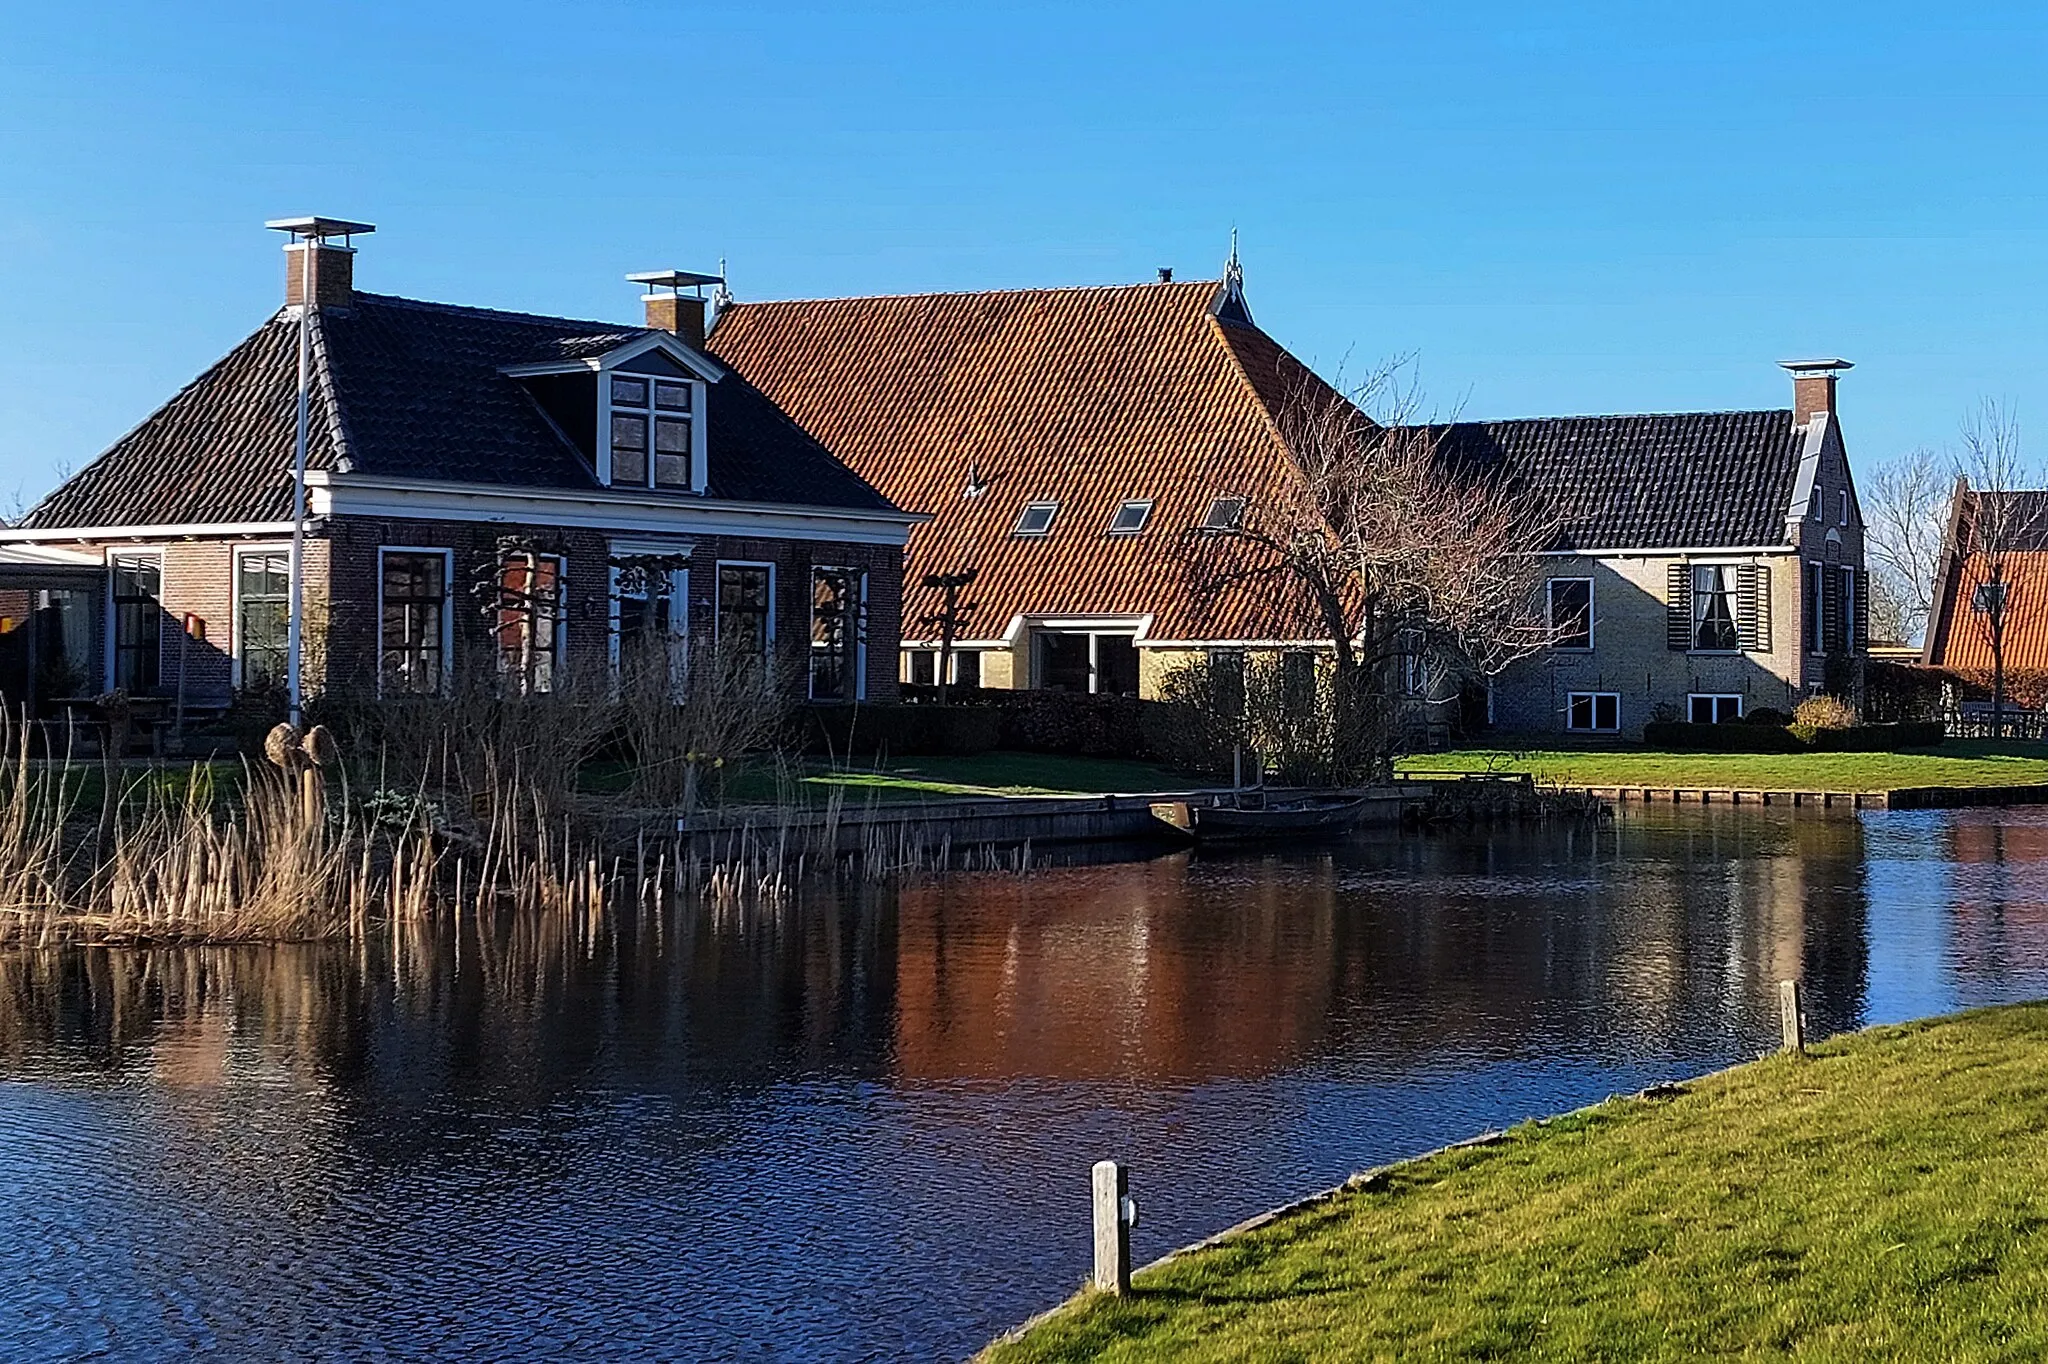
[4,0,2046,509]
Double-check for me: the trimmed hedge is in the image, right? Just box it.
[799,703,1002,758]
[1642,720,1946,753]
[798,690,1224,769]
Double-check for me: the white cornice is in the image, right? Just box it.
[307,472,924,546]
[0,520,301,543]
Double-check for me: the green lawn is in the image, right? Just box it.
[795,751,1197,801]
[1398,740,2048,792]
[986,1003,2048,1362]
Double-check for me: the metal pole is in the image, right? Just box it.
[286,235,313,727]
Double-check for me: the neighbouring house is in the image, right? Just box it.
[704,260,1332,698]
[1922,483,2048,710]
[1452,360,1869,739]
[0,220,921,719]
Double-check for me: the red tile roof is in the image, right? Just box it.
[705,280,1334,645]
[1928,551,2048,673]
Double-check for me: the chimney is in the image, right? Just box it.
[1779,357,1853,425]
[627,268,725,348]
[265,216,375,311]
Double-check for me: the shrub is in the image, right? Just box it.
[800,703,1001,758]
[1792,694,1858,731]
[1742,707,1792,727]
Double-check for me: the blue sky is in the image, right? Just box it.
[3,0,2046,508]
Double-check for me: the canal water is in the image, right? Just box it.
[6,804,2048,1361]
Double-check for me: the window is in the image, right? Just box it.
[906,650,936,686]
[1013,502,1058,536]
[379,551,449,696]
[1689,693,1743,724]
[1840,489,1850,527]
[1692,564,1739,651]
[609,374,694,490]
[1973,580,2008,615]
[1201,497,1246,532]
[1566,692,1619,732]
[1107,500,1153,535]
[235,550,290,690]
[494,551,563,696]
[1842,567,1856,653]
[1808,486,1823,521]
[1548,577,1593,650]
[1806,562,1825,653]
[612,557,688,690]
[110,553,162,692]
[809,566,865,702]
[716,563,774,654]
[1281,650,1317,714]
[1208,648,1246,718]
[954,650,981,689]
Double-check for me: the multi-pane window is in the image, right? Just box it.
[1107,500,1152,535]
[494,552,563,695]
[609,375,693,490]
[1806,562,1826,653]
[1566,692,1619,732]
[1692,565,1739,651]
[1689,694,1743,724]
[717,563,773,654]
[1548,578,1593,650]
[380,552,447,696]
[110,554,161,692]
[613,558,688,693]
[1281,650,1317,714]
[809,566,865,701]
[236,551,289,690]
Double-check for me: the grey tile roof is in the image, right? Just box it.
[23,292,897,529]
[1428,409,1806,551]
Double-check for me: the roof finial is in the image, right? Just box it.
[713,256,733,309]
[1225,226,1242,289]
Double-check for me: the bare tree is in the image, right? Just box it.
[1952,400,2046,732]
[1862,445,1947,645]
[1186,364,1557,779]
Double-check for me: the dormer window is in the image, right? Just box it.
[610,375,693,490]
[1014,501,1058,536]
[1107,500,1153,535]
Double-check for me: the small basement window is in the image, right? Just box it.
[1689,693,1743,724]
[1107,500,1153,535]
[1566,691,1619,732]
[1014,501,1059,536]
[1201,497,1246,532]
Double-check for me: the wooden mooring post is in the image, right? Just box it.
[1779,979,1805,1055]
[1092,1160,1136,1294]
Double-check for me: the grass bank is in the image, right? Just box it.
[986,1002,2048,1362]
[1400,739,2048,792]
[585,751,1201,805]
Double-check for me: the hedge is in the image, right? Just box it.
[798,691,1224,768]
[1642,720,1946,753]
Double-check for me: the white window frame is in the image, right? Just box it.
[1689,561,1741,655]
[1106,499,1153,535]
[599,369,709,495]
[1013,501,1059,537]
[1547,576,1594,651]
[104,546,165,692]
[1839,489,1850,527]
[493,549,569,695]
[714,559,777,650]
[230,542,292,690]
[1200,497,1246,532]
[808,564,868,702]
[1688,693,1744,724]
[376,546,455,699]
[1565,691,1620,733]
[1806,559,1826,655]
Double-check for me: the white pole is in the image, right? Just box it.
[286,235,313,727]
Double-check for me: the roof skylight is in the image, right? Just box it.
[1013,501,1059,536]
[1107,500,1153,535]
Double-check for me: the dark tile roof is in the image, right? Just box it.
[1427,410,1806,551]
[23,292,896,530]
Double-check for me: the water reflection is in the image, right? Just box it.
[5,806,2048,1361]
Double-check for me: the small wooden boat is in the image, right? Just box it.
[1189,797,1370,844]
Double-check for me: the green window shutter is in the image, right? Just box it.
[1666,562,1692,650]
[1824,566,1844,652]
[1852,567,1869,653]
[1736,564,1772,652]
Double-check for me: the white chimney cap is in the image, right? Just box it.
[1778,358,1853,374]
[265,216,377,242]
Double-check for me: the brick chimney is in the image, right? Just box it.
[1779,358,1853,425]
[627,269,724,348]
[266,216,375,310]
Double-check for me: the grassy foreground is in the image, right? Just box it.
[1400,739,2048,792]
[986,1003,2048,1362]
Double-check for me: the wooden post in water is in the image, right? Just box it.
[1092,1159,1131,1295]
[1779,979,1805,1055]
